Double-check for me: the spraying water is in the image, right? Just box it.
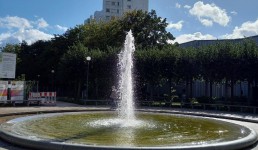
[89,30,144,129]
[87,30,141,129]
[117,30,136,121]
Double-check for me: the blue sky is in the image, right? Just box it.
[0,0,258,46]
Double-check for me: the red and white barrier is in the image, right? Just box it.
[28,92,41,100]
[28,92,56,104]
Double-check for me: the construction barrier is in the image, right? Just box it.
[28,92,56,105]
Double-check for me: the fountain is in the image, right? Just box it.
[117,30,136,122]
[0,30,257,150]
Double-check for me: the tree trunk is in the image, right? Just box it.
[76,79,82,100]
[190,78,193,98]
[74,81,77,99]
[150,81,154,101]
[248,80,253,105]
[225,79,228,101]
[209,80,213,99]
[230,79,234,104]
[168,78,172,102]
[205,80,209,97]
[186,78,190,99]
[95,78,99,99]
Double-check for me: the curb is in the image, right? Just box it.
[0,109,257,150]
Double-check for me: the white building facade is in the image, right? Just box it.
[86,0,148,23]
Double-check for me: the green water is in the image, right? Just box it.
[11,112,250,147]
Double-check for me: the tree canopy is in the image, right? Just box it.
[1,10,258,105]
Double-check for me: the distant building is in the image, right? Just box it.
[85,0,149,23]
[180,35,258,48]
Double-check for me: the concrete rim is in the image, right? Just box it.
[0,109,257,150]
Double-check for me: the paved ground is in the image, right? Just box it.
[0,101,257,150]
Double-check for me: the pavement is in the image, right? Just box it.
[0,101,257,150]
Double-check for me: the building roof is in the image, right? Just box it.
[180,35,258,48]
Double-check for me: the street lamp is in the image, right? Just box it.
[51,69,55,92]
[86,56,91,102]
[37,74,40,92]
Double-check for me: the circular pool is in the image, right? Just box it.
[0,111,257,150]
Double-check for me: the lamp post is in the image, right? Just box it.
[51,69,55,92]
[86,56,91,102]
[37,74,40,92]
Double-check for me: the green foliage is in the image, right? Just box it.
[1,43,20,53]
[1,8,258,102]
[189,98,198,104]
[59,42,89,80]
[119,10,175,48]
[64,9,175,51]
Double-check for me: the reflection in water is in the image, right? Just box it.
[87,116,156,147]
[115,127,135,147]
[9,112,251,147]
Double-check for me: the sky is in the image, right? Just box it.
[0,0,258,46]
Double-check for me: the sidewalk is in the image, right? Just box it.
[0,101,109,116]
[0,101,257,150]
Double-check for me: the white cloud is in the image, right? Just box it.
[0,33,12,45]
[36,18,49,29]
[176,3,181,8]
[189,1,231,27]
[0,16,32,30]
[200,19,213,27]
[170,32,216,44]
[0,29,53,45]
[0,33,11,40]
[16,29,53,44]
[55,25,68,32]
[167,20,184,31]
[0,16,54,46]
[184,5,191,9]
[221,19,258,39]
[230,11,238,15]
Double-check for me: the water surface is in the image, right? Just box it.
[9,111,250,147]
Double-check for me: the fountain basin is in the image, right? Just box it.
[0,111,257,150]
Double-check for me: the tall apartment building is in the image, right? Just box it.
[86,0,149,23]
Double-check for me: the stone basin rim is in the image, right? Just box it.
[0,110,257,150]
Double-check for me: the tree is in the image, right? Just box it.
[159,45,180,100]
[197,43,221,99]
[80,20,125,50]
[239,39,258,104]
[59,42,90,99]
[176,47,199,98]
[87,47,119,99]
[1,43,20,53]
[135,47,163,100]
[119,10,175,48]
[63,10,175,51]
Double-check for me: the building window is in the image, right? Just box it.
[117,2,119,6]
[112,2,115,5]
[106,9,110,12]
[127,0,131,1]
[127,5,131,9]
[117,9,119,13]
[111,9,117,13]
